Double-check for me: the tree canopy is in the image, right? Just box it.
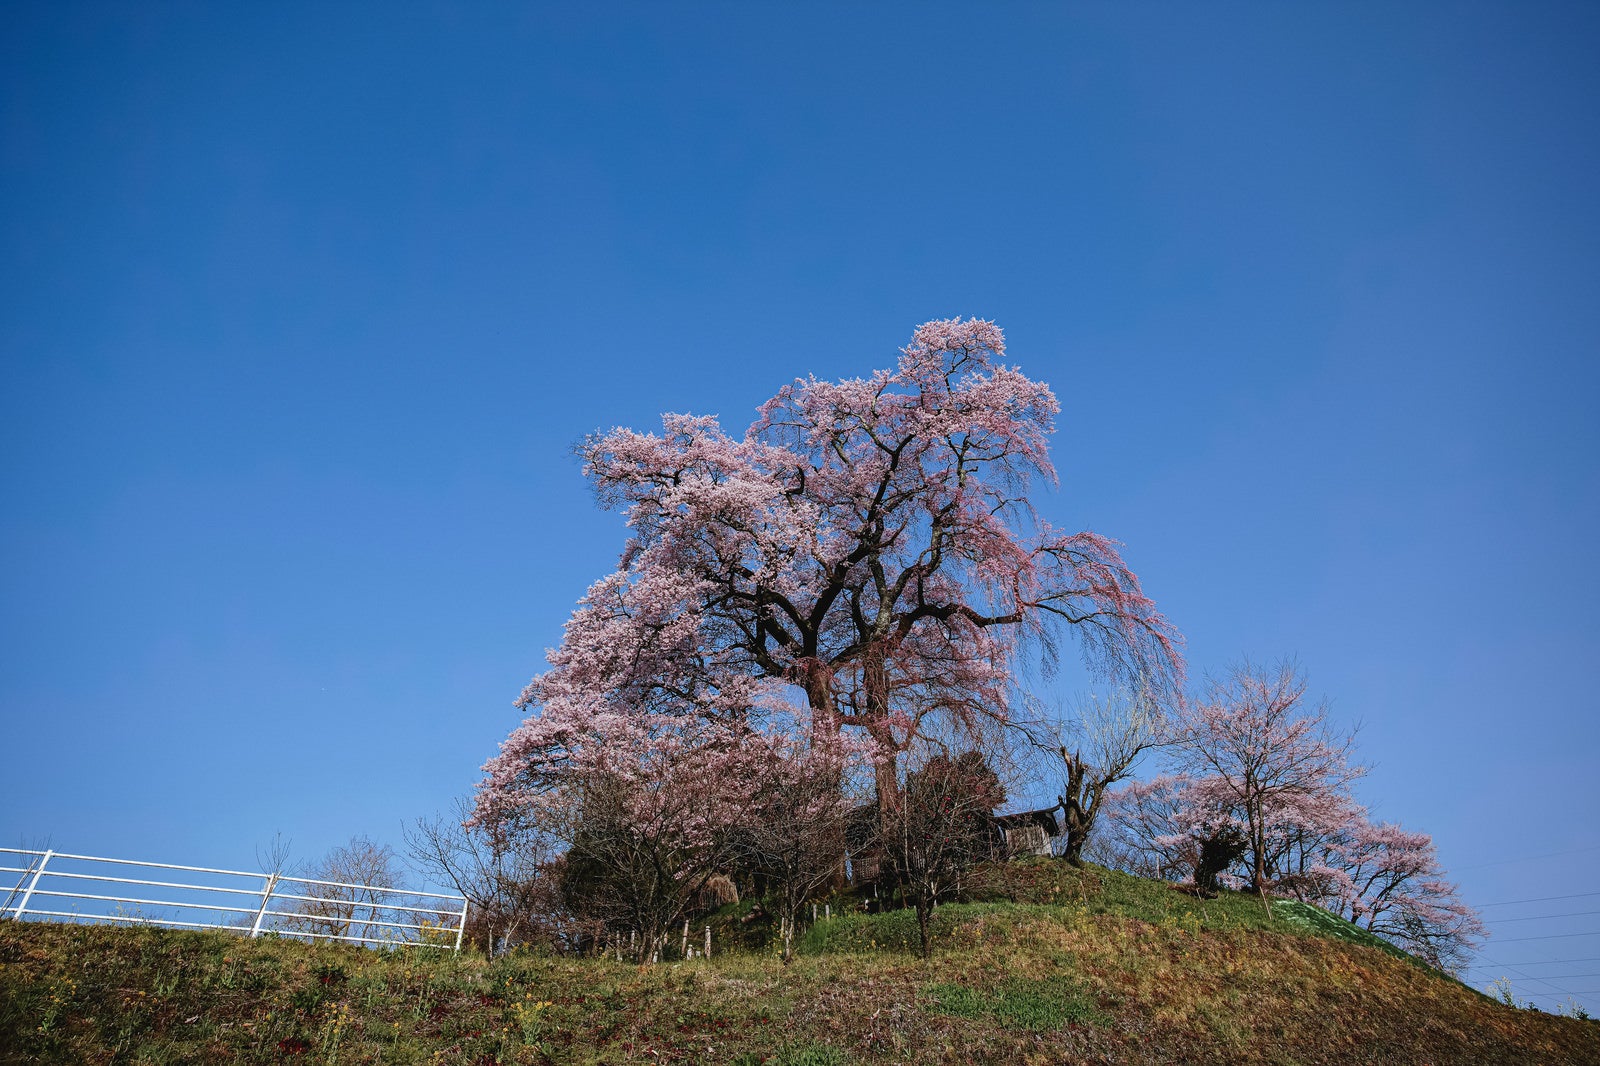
[475,319,1182,827]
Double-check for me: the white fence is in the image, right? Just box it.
[0,848,469,951]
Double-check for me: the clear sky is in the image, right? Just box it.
[4,2,1597,1012]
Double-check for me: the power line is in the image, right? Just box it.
[1491,931,1600,944]
[1517,991,1593,1001]
[1473,954,1581,999]
[1466,967,1600,981]
[1490,985,1600,1001]
[1477,891,1600,909]
[1469,956,1600,967]
[1485,909,1600,924]
[1457,843,1600,872]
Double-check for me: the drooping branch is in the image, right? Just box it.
[476,319,1184,830]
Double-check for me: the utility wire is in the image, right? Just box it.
[1490,930,1600,944]
[1477,891,1600,909]
[1468,957,1600,968]
[1512,990,1600,997]
[1496,989,1577,999]
[1484,909,1600,924]
[1473,953,1581,999]
[1466,966,1600,980]
[1457,843,1600,871]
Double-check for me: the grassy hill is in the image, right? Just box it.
[2,860,1595,1065]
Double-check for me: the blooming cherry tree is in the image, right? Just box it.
[1300,818,1487,971]
[1097,660,1483,967]
[1176,660,1364,893]
[477,319,1182,830]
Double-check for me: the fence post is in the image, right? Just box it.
[249,872,279,938]
[453,899,468,953]
[704,924,711,959]
[13,850,52,919]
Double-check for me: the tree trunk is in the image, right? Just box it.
[1058,752,1089,866]
[862,643,901,814]
[916,894,933,960]
[800,657,853,888]
[871,734,902,815]
[1195,829,1246,897]
[801,658,838,741]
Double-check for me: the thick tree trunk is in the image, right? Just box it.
[861,642,902,814]
[799,657,855,889]
[870,732,902,814]
[1058,752,1089,866]
[801,658,838,742]
[1195,829,1246,897]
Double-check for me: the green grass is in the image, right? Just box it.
[1269,898,1413,959]
[803,861,1337,960]
[925,976,1107,1031]
[2,861,1597,1064]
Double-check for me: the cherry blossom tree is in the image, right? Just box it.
[1092,773,1248,892]
[540,720,769,962]
[1175,660,1364,893]
[476,319,1182,832]
[1289,817,1486,971]
[1096,662,1484,966]
[730,736,867,962]
[1090,773,1196,879]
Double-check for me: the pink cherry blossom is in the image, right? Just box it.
[475,320,1182,828]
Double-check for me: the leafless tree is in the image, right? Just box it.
[288,835,401,945]
[254,831,294,876]
[405,798,560,956]
[1023,684,1169,865]
[880,745,1007,959]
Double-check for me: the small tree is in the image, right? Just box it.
[291,835,400,944]
[1089,773,1196,880]
[1094,773,1249,895]
[254,832,294,877]
[1176,660,1363,893]
[1098,665,1485,964]
[883,749,1006,958]
[1028,685,1167,865]
[733,737,864,962]
[405,798,564,956]
[547,736,761,962]
[1293,817,1486,971]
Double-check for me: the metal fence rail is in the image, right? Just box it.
[0,848,468,951]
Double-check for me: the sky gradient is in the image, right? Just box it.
[3,3,1597,1012]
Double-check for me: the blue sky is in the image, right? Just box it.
[4,3,1597,1010]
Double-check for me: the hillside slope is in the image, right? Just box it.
[2,863,1595,1065]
